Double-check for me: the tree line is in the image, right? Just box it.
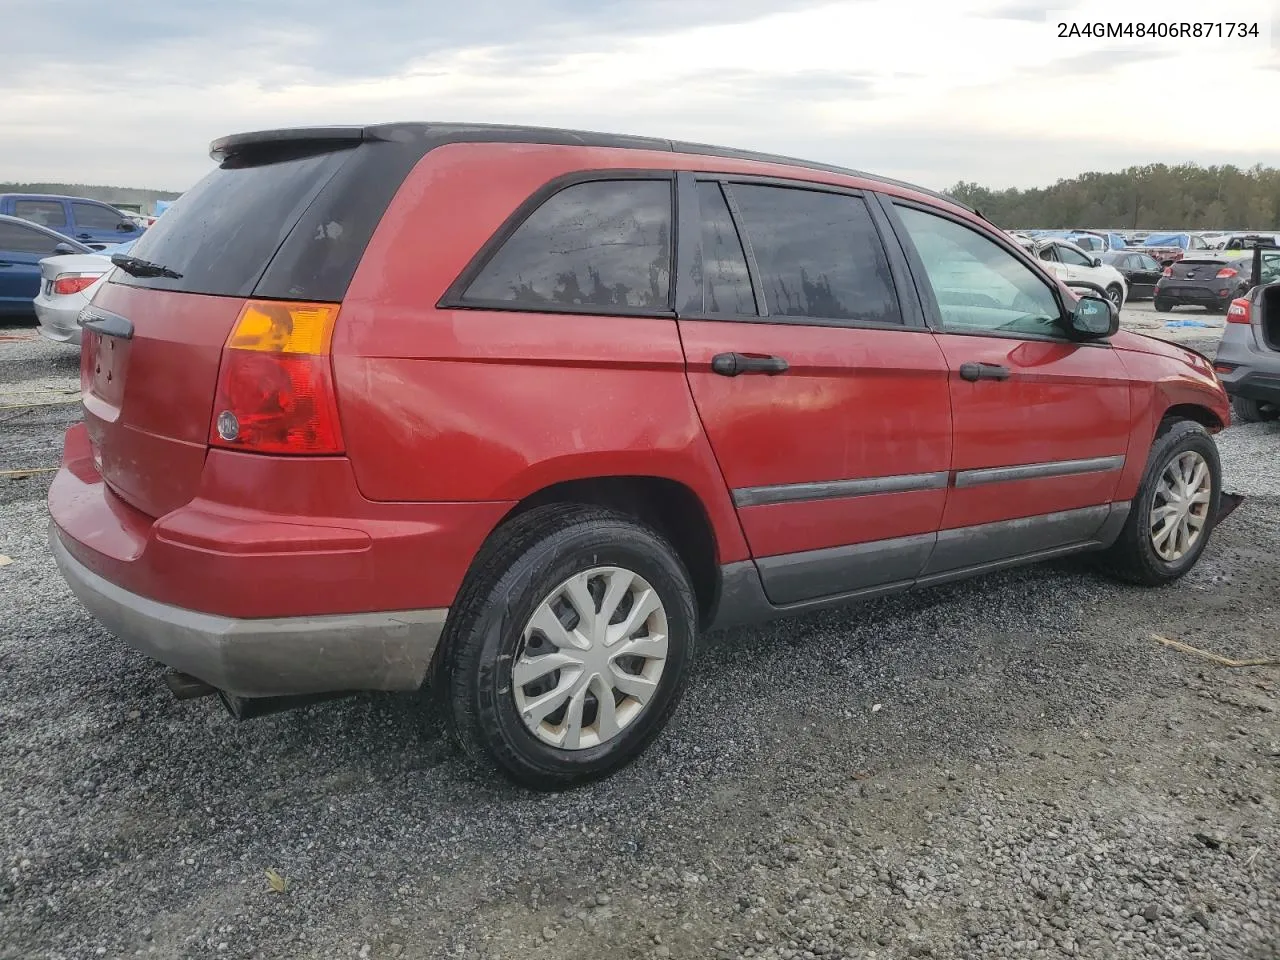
[0,182,181,208]
[947,163,1280,231]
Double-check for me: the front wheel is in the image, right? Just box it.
[440,504,696,789]
[1096,420,1221,586]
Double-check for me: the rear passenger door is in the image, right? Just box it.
[676,175,953,606]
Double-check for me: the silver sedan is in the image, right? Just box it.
[33,251,118,345]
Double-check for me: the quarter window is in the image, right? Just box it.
[895,205,1063,337]
[12,200,66,228]
[729,184,901,323]
[463,179,672,311]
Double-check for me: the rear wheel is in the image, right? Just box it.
[1231,396,1280,423]
[1153,297,1173,312]
[1096,419,1221,586]
[439,504,696,790]
[1106,284,1125,310]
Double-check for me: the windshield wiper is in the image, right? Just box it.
[110,254,183,280]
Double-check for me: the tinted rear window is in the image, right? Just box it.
[111,148,353,298]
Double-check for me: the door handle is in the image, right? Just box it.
[711,353,789,376]
[959,362,1010,382]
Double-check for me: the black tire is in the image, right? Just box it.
[439,504,696,790]
[1106,285,1125,310]
[1231,395,1279,423]
[1095,419,1222,586]
[1153,298,1173,312]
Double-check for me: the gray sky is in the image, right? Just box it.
[4,0,1278,192]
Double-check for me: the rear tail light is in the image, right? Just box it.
[210,300,344,455]
[1162,267,1173,277]
[52,273,104,296]
[1215,267,1238,279]
[1226,298,1251,324]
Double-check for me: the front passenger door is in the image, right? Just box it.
[886,201,1132,576]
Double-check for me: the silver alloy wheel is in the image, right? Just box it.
[1149,450,1212,562]
[1107,286,1124,309]
[512,566,669,750]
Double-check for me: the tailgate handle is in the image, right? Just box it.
[78,308,133,340]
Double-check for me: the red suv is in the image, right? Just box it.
[50,123,1232,789]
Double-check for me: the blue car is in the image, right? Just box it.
[0,193,144,247]
[0,214,94,316]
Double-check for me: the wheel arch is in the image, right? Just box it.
[499,475,724,628]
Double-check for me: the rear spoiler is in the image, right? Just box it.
[209,127,368,164]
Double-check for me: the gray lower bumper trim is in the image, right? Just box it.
[50,526,448,698]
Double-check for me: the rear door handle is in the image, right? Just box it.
[959,362,1010,382]
[711,353,789,376]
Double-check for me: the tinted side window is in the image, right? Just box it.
[1038,245,1058,262]
[72,201,127,230]
[13,200,66,228]
[0,222,62,255]
[895,205,1062,338]
[464,179,672,311]
[693,181,755,315]
[729,185,899,323]
[1140,255,1161,271]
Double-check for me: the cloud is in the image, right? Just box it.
[2,0,1277,192]
[986,2,1048,21]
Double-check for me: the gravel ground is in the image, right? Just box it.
[1,317,1277,960]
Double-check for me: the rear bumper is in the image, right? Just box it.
[1215,327,1280,403]
[51,526,447,696]
[1154,287,1233,308]
[33,296,84,345]
[48,423,516,695]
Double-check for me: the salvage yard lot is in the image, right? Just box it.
[1,321,1277,960]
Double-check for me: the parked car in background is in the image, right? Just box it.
[33,240,136,344]
[1057,230,1126,252]
[0,193,144,247]
[1219,233,1280,253]
[47,121,1233,789]
[1152,254,1253,312]
[0,214,94,316]
[1140,232,1211,267]
[1215,245,1280,422]
[1019,237,1129,308]
[1101,250,1164,300]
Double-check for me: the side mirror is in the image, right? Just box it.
[1067,295,1118,340]
[52,242,78,255]
[116,221,136,232]
[1091,256,1103,267]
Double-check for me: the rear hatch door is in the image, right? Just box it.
[1165,257,1231,300]
[82,140,365,518]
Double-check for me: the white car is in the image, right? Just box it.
[31,242,134,345]
[1016,237,1128,309]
